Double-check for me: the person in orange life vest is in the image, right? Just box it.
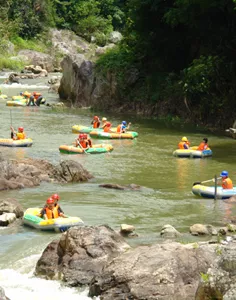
[75,133,90,151]
[220,171,233,189]
[117,121,131,133]
[41,197,66,220]
[91,116,100,128]
[178,136,190,149]
[33,91,44,106]
[10,126,26,140]
[51,193,64,211]
[83,133,92,147]
[197,138,208,151]
[103,122,113,132]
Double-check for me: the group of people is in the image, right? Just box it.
[178,136,233,190]
[73,116,132,152]
[20,91,44,106]
[91,116,131,133]
[178,136,208,151]
[37,193,66,220]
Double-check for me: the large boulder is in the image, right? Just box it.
[108,31,123,44]
[0,198,23,218]
[17,50,54,72]
[89,241,223,299]
[35,225,130,286]
[0,157,93,191]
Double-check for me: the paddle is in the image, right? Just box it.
[76,140,89,154]
[10,110,14,139]
[193,177,221,186]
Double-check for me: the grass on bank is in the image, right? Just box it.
[0,56,25,71]
[10,36,49,53]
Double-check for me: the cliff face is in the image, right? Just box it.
[58,54,119,109]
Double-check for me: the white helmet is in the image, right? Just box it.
[102,117,107,121]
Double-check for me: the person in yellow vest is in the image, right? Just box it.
[41,197,66,220]
[10,126,26,140]
[220,171,233,189]
[178,137,190,149]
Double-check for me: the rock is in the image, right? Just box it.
[120,224,135,237]
[108,31,123,44]
[225,195,236,203]
[46,102,66,108]
[0,286,10,300]
[190,224,217,236]
[227,224,236,232]
[8,73,20,84]
[50,29,91,56]
[95,43,116,56]
[195,243,236,299]
[89,241,218,299]
[0,157,92,191]
[35,225,130,286]
[17,50,54,72]
[48,76,61,93]
[0,198,24,218]
[218,227,228,235]
[160,224,182,238]
[0,213,16,226]
[99,183,141,190]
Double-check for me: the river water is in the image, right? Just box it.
[0,72,235,299]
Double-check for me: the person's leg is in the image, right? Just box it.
[35,96,43,106]
[27,96,36,106]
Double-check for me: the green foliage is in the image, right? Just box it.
[200,272,210,283]
[0,56,25,70]
[215,246,222,256]
[11,36,48,53]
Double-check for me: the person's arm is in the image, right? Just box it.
[58,206,66,218]
[10,126,16,139]
[183,143,189,149]
[126,122,131,131]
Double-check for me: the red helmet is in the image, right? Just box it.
[33,91,37,95]
[78,134,84,139]
[94,116,98,120]
[47,197,54,204]
[52,193,59,200]
[83,133,88,139]
[18,127,24,132]
[106,122,112,127]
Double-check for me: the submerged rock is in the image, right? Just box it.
[35,225,130,286]
[99,183,141,190]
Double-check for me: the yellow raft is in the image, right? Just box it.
[23,208,84,232]
[6,97,46,107]
[173,146,212,158]
[59,143,113,154]
[90,131,138,139]
[0,138,33,147]
[72,124,116,134]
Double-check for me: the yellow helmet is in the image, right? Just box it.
[102,117,107,121]
[182,136,188,142]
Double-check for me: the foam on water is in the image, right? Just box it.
[0,254,99,300]
[1,83,49,89]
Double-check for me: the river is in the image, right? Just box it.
[0,72,235,299]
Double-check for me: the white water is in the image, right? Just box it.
[0,254,97,300]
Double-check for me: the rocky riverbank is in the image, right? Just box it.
[0,154,93,191]
[34,223,236,299]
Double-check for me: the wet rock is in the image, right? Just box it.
[160,224,182,238]
[0,213,16,226]
[35,225,130,286]
[99,183,141,190]
[0,198,24,218]
[89,241,218,299]
[190,224,217,236]
[120,224,136,237]
[0,286,10,300]
[0,158,92,191]
[225,195,236,203]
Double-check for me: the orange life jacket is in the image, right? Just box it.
[45,207,59,219]
[197,142,208,151]
[33,93,41,100]
[116,125,121,133]
[178,141,185,149]
[79,140,88,148]
[222,178,233,189]
[104,122,112,132]
[93,121,100,128]
[16,132,26,140]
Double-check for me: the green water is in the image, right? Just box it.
[0,74,236,270]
